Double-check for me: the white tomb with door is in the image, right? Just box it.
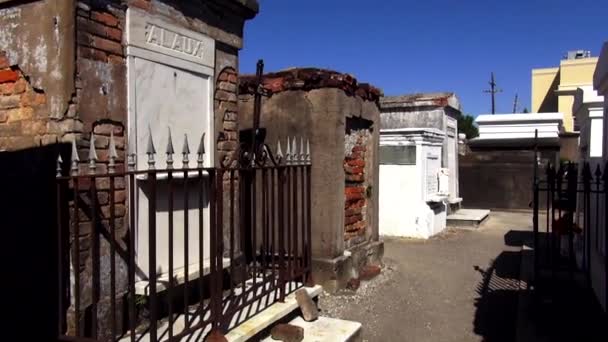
[126,9,220,292]
[379,128,449,239]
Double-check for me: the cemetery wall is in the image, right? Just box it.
[238,68,384,292]
[459,149,556,210]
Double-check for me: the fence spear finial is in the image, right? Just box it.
[285,137,292,164]
[300,136,305,163]
[146,125,156,169]
[88,133,98,174]
[127,137,136,172]
[108,131,118,173]
[71,137,79,176]
[276,139,283,164]
[292,136,298,164]
[165,127,174,169]
[306,139,311,163]
[182,133,190,168]
[56,153,63,178]
[197,132,205,168]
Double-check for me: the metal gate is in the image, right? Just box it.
[55,60,313,341]
[532,143,607,311]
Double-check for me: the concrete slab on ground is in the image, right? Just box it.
[447,209,490,228]
[262,316,362,342]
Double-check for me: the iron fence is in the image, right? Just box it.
[532,149,607,310]
[55,131,312,341]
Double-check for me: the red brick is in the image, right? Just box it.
[345,187,363,195]
[0,52,10,69]
[345,220,366,232]
[101,204,126,219]
[108,54,124,65]
[346,159,365,167]
[344,165,364,175]
[264,77,284,93]
[91,35,123,56]
[79,46,107,62]
[94,123,124,136]
[106,27,123,42]
[345,214,363,225]
[345,207,362,216]
[0,70,19,83]
[345,199,365,209]
[90,11,119,27]
[346,278,360,290]
[359,264,381,281]
[128,0,151,11]
[345,191,364,201]
[13,79,27,94]
[352,145,366,153]
[0,82,14,95]
[345,174,364,182]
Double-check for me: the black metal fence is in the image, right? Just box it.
[55,132,312,341]
[532,154,607,310]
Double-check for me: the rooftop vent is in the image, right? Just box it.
[565,50,591,60]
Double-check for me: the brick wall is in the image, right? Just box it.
[0,51,83,151]
[216,67,239,168]
[344,129,370,245]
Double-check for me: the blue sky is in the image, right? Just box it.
[240,0,607,116]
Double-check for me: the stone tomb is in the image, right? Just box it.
[126,9,215,282]
[379,128,448,239]
[238,68,384,292]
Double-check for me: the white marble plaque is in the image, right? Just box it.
[126,9,216,279]
[127,8,215,70]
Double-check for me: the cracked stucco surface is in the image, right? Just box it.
[0,0,75,118]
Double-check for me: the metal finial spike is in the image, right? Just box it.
[285,137,292,164]
[166,127,175,169]
[306,139,311,163]
[182,133,190,167]
[127,153,136,171]
[165,127,175,155]
[109,131,118,160]
[292,136,298,163]
[56,154,63,178]
[146,126,156,169]
[196,132,205,167]
[276,139,283,162]
[71,137,79,175]
[146,126,156,155]
[197,132,205,155]
[88,134,98,174]
[300,137,305,162]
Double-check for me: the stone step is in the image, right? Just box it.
[447,209,490,229]
[262,316,362,342]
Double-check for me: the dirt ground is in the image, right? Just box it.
[319,211,533,342]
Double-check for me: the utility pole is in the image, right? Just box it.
[483,72,502,114]
[512,93,519,113]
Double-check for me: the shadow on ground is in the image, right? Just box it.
[473,229,607,342]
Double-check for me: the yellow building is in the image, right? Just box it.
[532,52,598,132]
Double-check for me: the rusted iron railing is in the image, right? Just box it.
[56,131,312,341]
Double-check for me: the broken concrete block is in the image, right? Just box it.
[270,323,304,342]
[346,277,360,291]
[359,264,381,281]
[295,288,319,322]
[205,330,227,342]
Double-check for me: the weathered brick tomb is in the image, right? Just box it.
[239,68,384,292]
[0,0,257,339]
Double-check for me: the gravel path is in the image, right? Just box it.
[318,211,532,342]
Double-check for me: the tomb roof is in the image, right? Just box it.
[238,67,383,102]
[379,92,461,111]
